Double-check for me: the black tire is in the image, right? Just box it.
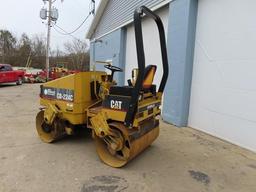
[16,77,23,85]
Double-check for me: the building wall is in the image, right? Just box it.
[162,0,198,126]
[90,0,198,127]
[89,0,256,152]
[189,0,256,152]
[92,0,169,38]
[90,28,126,85]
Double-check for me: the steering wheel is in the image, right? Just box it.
[104,64,123,72]
[104,64,123,82]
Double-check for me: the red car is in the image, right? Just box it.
[0,64,25,85]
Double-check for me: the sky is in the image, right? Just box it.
[0,0,99,52]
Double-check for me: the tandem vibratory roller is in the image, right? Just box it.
[36,6,169,168]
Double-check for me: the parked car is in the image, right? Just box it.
[0,64,25,85]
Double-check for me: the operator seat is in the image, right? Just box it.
[109,65,157,96]
[143,65,157,88]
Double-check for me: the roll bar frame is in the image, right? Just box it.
[124,6,169,127]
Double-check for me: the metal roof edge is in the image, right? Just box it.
[86,0,109,39]
[90,0,172,40]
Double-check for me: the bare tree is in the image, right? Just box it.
[17,33,32,66]
[64,39,90,71]
[0,29,90,70]
[31,34,46,57]
[0,30,17,63]
[30,34,46,69]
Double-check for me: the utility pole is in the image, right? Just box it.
[40,0,60,80]
[46,0,52,80]
[91,0,95,16]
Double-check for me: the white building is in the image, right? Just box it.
[87,0,256,152]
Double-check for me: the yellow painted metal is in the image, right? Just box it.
[36,111,66,143]
[44,104,59,125]
[99,96,161,128]
[101,108,127,122]
[40,71,106,125]
[98,81,111,99]
[131,68,138,86]
[65,127,73,135]
[94,121,159,168]
[90,111,111,137]
[134,97,161,126]
[37,70,163,168]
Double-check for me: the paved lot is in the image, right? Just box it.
[1,84,256,192]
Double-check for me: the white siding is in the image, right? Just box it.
[189,0,256,152]
[124,6,169,88]
[93,0,168,38]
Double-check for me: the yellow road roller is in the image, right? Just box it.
[36,6,169,168]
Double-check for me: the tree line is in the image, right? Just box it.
[0,29,90,71]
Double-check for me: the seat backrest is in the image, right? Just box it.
[143,65,157,89]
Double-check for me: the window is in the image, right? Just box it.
[0,66,5,72]
[0,65,12,71]
[5,65,12,71]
